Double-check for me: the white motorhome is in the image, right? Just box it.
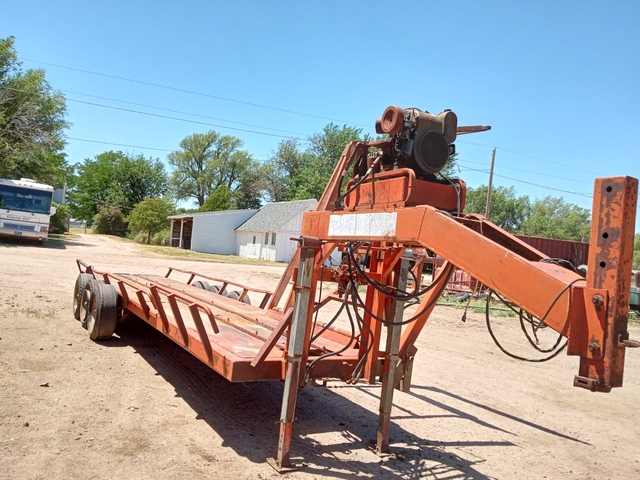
[0,178,56,243]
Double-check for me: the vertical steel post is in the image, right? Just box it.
[577,176,638,391]
[376,258,409,454]
[273,237,319,470]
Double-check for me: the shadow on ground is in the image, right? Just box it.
[99,319,561,479]
[0,235,100,249]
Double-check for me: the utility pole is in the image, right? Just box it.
[485,148,496,219]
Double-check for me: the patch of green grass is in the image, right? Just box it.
[134,243,283,267]
[20,308,55,319]
[439,293,516,317]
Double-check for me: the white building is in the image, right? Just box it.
[169,209,258,253]
[169,199,343,263]
[235,199,317,262]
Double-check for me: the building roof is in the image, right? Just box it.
[168,208,258,220]
[235,199,317,232]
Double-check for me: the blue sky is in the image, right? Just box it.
[2,1,639,230]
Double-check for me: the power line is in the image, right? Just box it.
[458,165,593,199]
[457,139,605,176]
[62,89,308,136]
[22,57,373,128]
[67,137,172,152]
[458,160,592,185]
[65,96,307,140]
[1,85,301,139]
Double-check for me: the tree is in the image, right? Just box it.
[297,123,364,200]
[231,158,263,209]
[464,185,530,232]
[633,233,640,270]
[260,139,308,202]
[50,201,70,233]
[259,124,364,202]
[127,197,174,244]
[69,151,167,221]
[518,196,591,241]
[199,185,234,212]
[0,37,69,183]
[168,130,255,207]
[92,205,126,235]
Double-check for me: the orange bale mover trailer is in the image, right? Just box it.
[72,105,639,470]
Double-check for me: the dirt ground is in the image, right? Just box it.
[0,234,639,480]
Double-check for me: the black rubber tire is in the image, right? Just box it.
[226,290,250,304]
[225,290,240,301]
[73,273,94,320]
[192,280,210,290]
[79,279,99,329]
[86,281,119,341]
[206,284,220,293]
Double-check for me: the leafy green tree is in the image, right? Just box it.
[464,185,530,232]
[127,197,174,244]
[168,130,255,207]
[296,123,363,200]
[69,151,167,221]
[260,125,364,202]
[49,201,70,233]
[633,233,640,270]
[517,196,591,241]
[231,158,263,209]
[0,37,68,182]
[93,205,126,235]
[174,207,199,215]
[199,185,234,212]
[261,139,308,202]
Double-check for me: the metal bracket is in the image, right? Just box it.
[618,332,640,348]
[573,375,599,392]
[567,287,608,360]
[266,457,298,474]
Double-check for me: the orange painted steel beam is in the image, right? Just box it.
[303,207,580,334]
[574,176,638,391]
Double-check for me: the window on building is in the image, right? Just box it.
[271,233,276,245]
[264,232,269,245]
[252,235,256,244]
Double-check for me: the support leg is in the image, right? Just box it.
[376,258,409,454]
[273,238,319,470]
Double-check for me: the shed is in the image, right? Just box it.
[169,209,258,254]
[235,199,318,262]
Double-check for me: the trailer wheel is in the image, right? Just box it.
[86,281,119,341]
[225,290,240,301]
[73,273,94,320]
[192,280,210,290]
[79,279,98,328]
